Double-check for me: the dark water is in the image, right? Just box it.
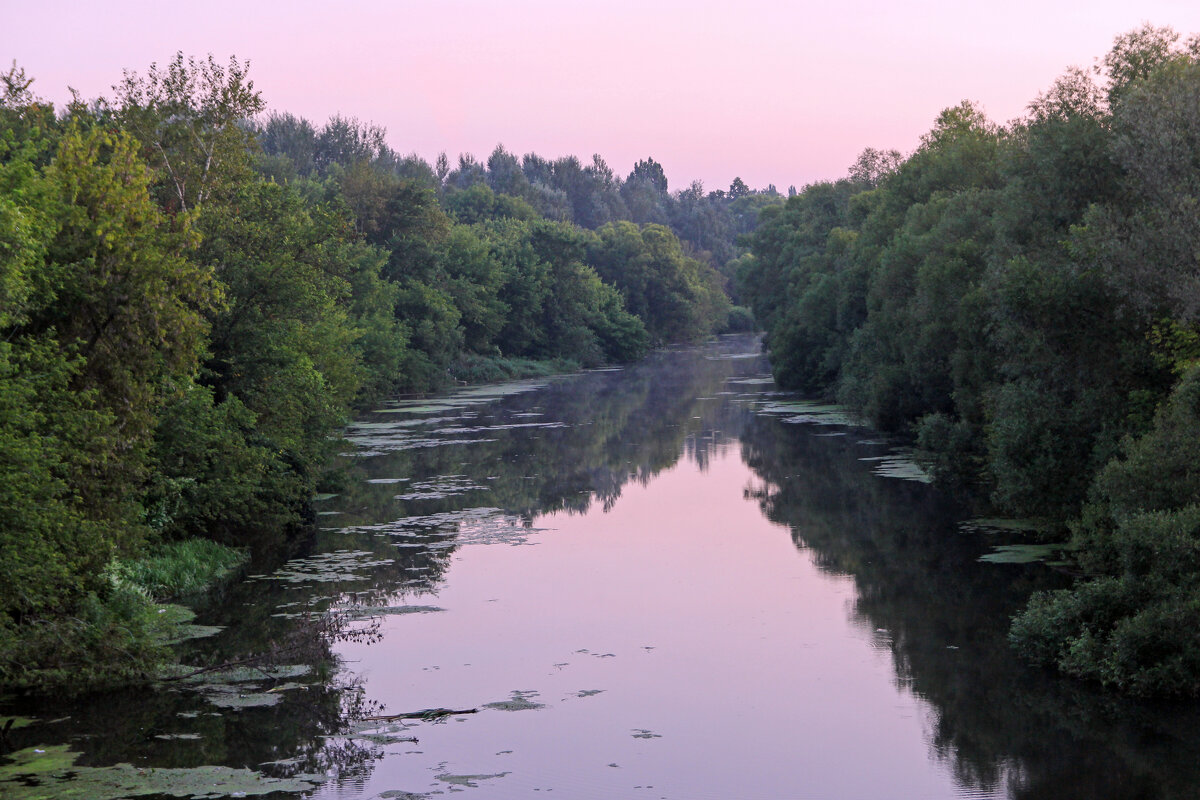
[6,334,1200,799]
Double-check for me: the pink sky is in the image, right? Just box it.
[6,1,1200,191]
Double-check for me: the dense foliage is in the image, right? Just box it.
[739,26,1200,695]
[0,56,745,691]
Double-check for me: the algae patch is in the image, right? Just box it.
[758,400,864,427]
[393,476,489,501]
[484,690,544,712]
[867,454,933,483]
[333,604,445,620]
[0,744,323,799]
[436,771,510,788]
[151,605,225,646]
[978,543,1066,564]
[254,550,395,584]
[342,507,546,547]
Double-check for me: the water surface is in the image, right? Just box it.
[6,335,1200,800]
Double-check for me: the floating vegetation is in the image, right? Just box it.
[869,454,933,483]
[252,550,395,584]
[149,605,225,646]
[341,433,499,457]
[978,544,1065,564]
[631,729,662,739]
[574,689,605,698]
[429,421,568,435]
[156,664,315,710]
[332,604,444,620]
[726,376,775,385]
[339,507,545,547]
[484,690,544,712]
[345,721,421,746]
[195,686,284,709]
[453,379,551,399]
[377,402,467,415]
[756,399,863,427]
[158,663,311,684]
[0,744,324,799]
[436,771,511,788]
[959,518,1043,536]
[393,476,489,501]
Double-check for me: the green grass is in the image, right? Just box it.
[114,538,249,601]
[447,354,579,384]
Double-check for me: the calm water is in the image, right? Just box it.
[7,334,1200,799]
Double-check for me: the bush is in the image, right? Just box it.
[722,305,757,333]
[0,583,170,694]
[1011,506,1200,696]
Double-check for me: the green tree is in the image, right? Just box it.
[113,53,264,213]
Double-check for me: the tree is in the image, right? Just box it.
[113,53,264,214]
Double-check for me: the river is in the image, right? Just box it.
[4,334,1200,799]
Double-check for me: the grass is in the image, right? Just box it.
[447,354,579,385]
[112,538,249,601]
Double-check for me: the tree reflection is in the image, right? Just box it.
[739,412,1200,800]
[21,335,1200,799]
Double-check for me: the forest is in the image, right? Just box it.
[739,25,1200,696]
[10,23,1200,701]
[0,55,769,691]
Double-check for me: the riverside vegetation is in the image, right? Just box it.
[10,24,1200,703]
[739,25,1200,696]
[0,55,769,692]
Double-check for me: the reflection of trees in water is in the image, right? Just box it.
[4,629,380,786]
[334,339,760,525]
[739,414,1200,800]
[1,337,770,793]
[137,334,765,790]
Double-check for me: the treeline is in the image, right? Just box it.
[739,26,1200,696]
[254,111,785,294]
[0,55,748,690]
